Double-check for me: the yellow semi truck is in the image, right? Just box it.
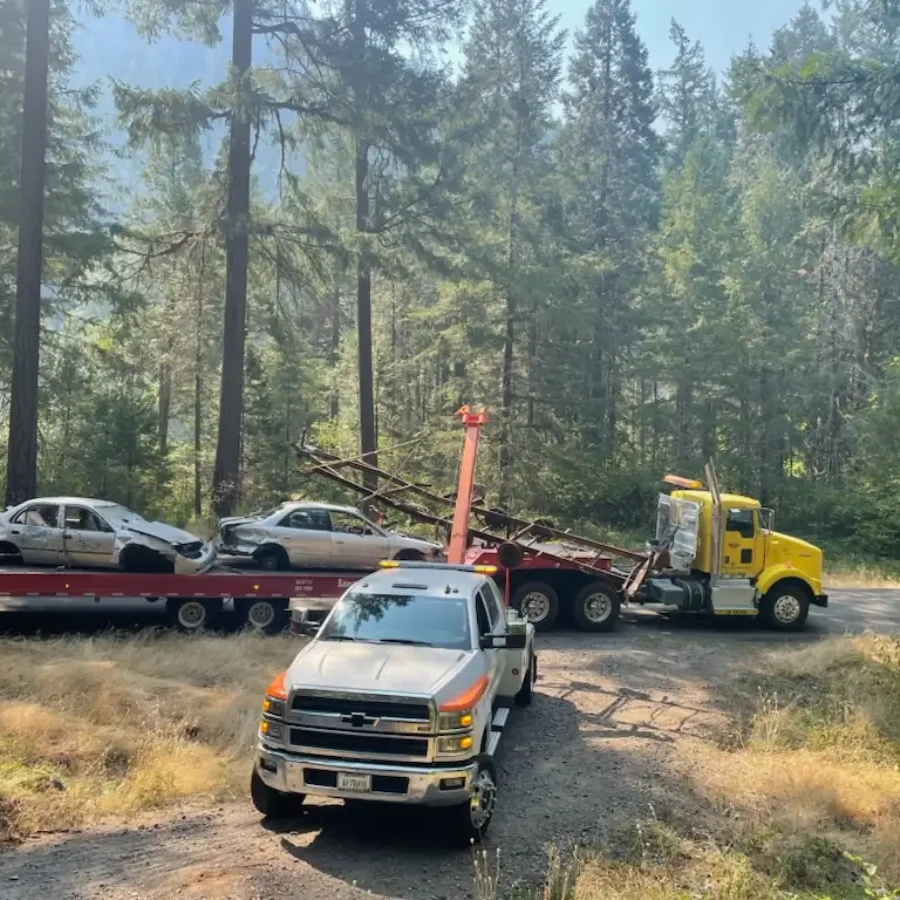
[641,462,827,631]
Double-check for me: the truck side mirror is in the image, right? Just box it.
[480,632,526,650]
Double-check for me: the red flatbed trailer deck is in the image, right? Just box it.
[0,567,364,633]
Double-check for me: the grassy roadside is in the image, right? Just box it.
[0,631,290,839]
[498,635,900,900]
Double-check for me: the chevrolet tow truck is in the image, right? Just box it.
[251,559,535,845]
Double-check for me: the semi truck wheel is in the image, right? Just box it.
[443,755,497,846]
[250,768,303,819]
[167,597,221,633]
[759,583,810,632]
[512,582,559,631]
[238,597,289,634]
[572,580,621,632]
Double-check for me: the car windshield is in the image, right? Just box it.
[318,593,471,651]
[97,503,146,524]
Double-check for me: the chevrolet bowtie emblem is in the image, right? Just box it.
[343,712,377,727]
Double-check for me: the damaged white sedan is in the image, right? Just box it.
[216,500,445,570]
[0,497,216,574]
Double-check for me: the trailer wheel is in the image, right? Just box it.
[512,582,559,631]
[250,768,303,819]
[573,580,621,632]
[167,597,221,633]
[238,598,289,634]
[442,754,497,847]
[759,582,810,632]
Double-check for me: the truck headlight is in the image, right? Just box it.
[262,697,285,718]
[260,719,284,741]
[437,734,473,753]
[438,710,473,731]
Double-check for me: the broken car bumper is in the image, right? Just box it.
[255,744,476,807]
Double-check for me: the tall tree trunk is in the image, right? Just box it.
[330,281,340,420]
[5,0,50,506]
[158,362,171,458]
[211,0,253,517]
[194,283,204,519]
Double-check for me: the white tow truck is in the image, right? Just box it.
[250,560,537,845]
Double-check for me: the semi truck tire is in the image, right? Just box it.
[250,768,304,819]
[166,597,222,633]
[443,755,497,847]
[572,580,621,632]
[512,581,559,631]
[238,597,289,634]
[759,582,810,632]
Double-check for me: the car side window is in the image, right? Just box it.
[482,580,506,624]
[726,509,755,540]
[64,507,110,532]
[12,504,59,528]
[477,587,500,629]
[279,508,331,531]
[331,511,373,535]
[475,595,491,636]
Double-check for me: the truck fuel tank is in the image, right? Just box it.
[644,576,710,612]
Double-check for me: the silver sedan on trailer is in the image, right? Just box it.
[0,497,216,573]
[216,501,445,570]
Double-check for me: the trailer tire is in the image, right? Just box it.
[167,597,221,633]
[514,650,536,706]
[238,598,289,634]
[442,754,497,847]
[572,580,621,632]
[250,768,303,819]
[512,582,559,631]
[759,582,810,632]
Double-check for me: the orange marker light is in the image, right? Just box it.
[265,671,288,701]
[439,675,489,712]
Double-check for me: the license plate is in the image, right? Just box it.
[337,772,371,792]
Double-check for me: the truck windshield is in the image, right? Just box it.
[318,593,471,651]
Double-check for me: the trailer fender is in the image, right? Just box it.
[755,566,817,602]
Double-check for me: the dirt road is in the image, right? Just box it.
[0,588,896,900]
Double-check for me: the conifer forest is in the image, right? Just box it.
[1,0,899,559]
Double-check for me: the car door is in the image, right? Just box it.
[273,507,333,567]
[7,502,65,564]
[475,588,503,694]
[329,510,391,569]
[62,505,118,568]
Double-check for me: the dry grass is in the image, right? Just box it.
[825,566,900,588]
[0,630,297,840]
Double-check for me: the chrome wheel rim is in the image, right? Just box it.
[773,594,801,624]
[583,592,612,623]
[469,769,497,831]
[248,601,275,629]
[178,601,206,630]
[521,592,550,623]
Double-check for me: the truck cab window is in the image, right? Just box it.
[726,509,755,540]
[475,596,491,636]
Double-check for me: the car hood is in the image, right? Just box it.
[125,520,204,547]
[218,515,262,529]
[288,641,471,695]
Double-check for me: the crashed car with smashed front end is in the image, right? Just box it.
[0,497,216,573]
[216,500,445,570]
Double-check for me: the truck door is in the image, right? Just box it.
[475,590,501,695]
[721,508,762,577]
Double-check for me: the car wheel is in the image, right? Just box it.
[442,755,497,847]
[393,549,425,561]
[255,546,288,571]
[514,652,536,706]
[250,768,303,819]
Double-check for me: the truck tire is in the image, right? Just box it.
[512,582,559,631]
[442,754,497,847]
[514,650,536,706]
[167,597,221,633]
[250,768,303,819]
[238,597,289,634]
[572,580,621,632]
[759,583,810,632]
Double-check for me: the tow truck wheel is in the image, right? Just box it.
[443,755,497,846]
[572,580,621,632]
[511,582,559,631]
[239,598,289,634]
[250,768,303,819]
[759,583,810,632]
[167,598,221,633]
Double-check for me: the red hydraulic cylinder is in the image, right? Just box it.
[447,405,487,564]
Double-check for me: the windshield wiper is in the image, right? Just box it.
[376,638,434,647]
[321,634,359,642]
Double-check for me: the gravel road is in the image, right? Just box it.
[0,588,897,900]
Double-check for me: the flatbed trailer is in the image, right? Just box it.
[0,567,363,633]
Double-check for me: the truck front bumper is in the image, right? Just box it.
[813,593,828,608]
[255,744,477,807]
